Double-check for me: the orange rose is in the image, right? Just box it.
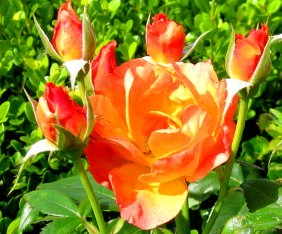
[85,58,239,229]
[36,82,87,144]
[146,13,186,63]
[51,0,83,61]
[228,24,269,82]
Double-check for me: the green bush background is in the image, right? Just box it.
[0,0,281,233]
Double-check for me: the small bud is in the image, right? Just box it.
[35,82,87,149]
[226,24,271,85]
[90,41,117,86]
[146,13,185,63]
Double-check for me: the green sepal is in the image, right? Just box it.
[246,83,260,98]
[181,30,212,61]
[24,89,38,123]
[250,36,271,85]
[270,33,282,46]
[82,94,95,142]
[53,124,86,153]
[225,25,235,76]
[82,6,96,61]
[84,66,95,96]
[33,16,64,63]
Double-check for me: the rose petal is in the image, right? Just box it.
[110,163,188,230]
[85,138,128,189]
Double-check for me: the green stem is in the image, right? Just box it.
[175,197,190,234]
[215,166,224,183]
[73,156,107,234]
[202,91,249,234]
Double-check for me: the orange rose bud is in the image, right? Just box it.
[228,24,270,82]
[146,13,186,63]
[51,0,83,61]
[36,82,87,144]
[90,41,117,86]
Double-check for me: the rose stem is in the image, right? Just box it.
[202,89,249,234]
[73,155,107,234]
[175,196,190,234]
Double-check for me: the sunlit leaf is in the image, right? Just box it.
[222,203,282,233]
[210,191,248,234]
[0,101,10,123]
[39,173,118,212]
[19,203,39,232]
[24,189,80,217]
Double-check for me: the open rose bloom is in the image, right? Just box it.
[85,52,241,228]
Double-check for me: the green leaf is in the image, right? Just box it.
[241,136,269,162]
[268,162,282,180]
[210,191,248,234]
[0,101,10,123]
[108,0,121,12]
[229,163,244,187]
[82,6,96,61]
[24,189,80,218]
[41,217,81,234]
[241,179,279,212]
[0,217,11,234]
[6,217,20,234]
[188,171,219,207]
[19,203,39,232]
[24,102,36,124]
[78,198,92,218]
[258,113,276,132]
[222,203,282,233]
[128,41,138,60]
[267,0,281,13]
[0,156,10,175]
[107,218,148,234]
[270,108,282,124]
[0,40,11,55]
[152,228,174,234]
[39,173,118,211]
[194,0,210,12]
